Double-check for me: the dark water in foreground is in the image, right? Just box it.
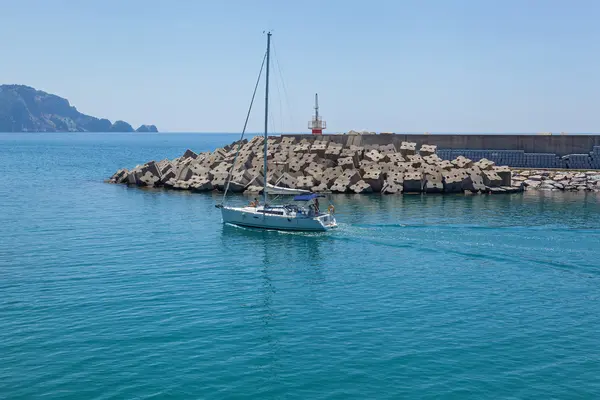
[1,133,600,399]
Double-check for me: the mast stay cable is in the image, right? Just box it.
[220,50,268,205]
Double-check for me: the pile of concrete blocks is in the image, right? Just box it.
[109,135,521,195]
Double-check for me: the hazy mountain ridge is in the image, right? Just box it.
[0,85,157,132]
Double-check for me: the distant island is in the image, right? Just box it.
[0,84,158,132]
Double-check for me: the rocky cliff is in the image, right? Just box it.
[0,84,157,132]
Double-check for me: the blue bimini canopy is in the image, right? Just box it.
[293,193,324,201]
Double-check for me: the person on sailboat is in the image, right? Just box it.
[314,198,320,214]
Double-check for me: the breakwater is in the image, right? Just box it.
[285,134,600,169]
[108,135,524,195]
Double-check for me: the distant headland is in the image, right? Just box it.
[0,84,157,133]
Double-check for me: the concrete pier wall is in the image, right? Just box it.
[281,134,600,157]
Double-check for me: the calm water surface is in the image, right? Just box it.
[1,133,600,399]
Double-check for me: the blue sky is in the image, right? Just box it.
[1,0,599,133]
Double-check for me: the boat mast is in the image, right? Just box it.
[263,32,271,206]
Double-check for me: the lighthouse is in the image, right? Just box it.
[308,93,326,135]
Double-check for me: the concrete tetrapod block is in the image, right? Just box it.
[377,162,397,176]
[396,162,413,172]
[362,169,384,192]
[310,140,328,157]
[462,172,486,192]
[400,142,417,157]
[159,167,176,185]
[211,172,229,191]
[311,183,330,193]
[173,180,192,190]
[481,170,502,187]
[387,153,406,163]
[288,157,306,174]
[110,168,129,184]
[268,170,284,185]
[475,158,495,171]
[423,154,442,165]
[296,176,316,190]
[360,162,380,176]
[424,173,443,193]
[359,159,374,171]
[452,156,473,169]
[301,153,318,165]
[316,158,336,169]
[438,160,454,170]
[324,146,342,161]
[419,144,437,156]
[322,166,343,186]
[338,156,356,170]
[138,170,160,187]
[340,149,362,165]
[387,170,405,184]
[364,149,385,163]
[349,180,373,194]
[175,165,194,182]
[408,154,424,168]
[276,172,298,189]
[379,143,397,154]
[422,164,441,177]
[403,171,424,193]
[164,178,177,189]
[342,169,362,185]
[190,163,210,177]
[181,149,198,160]
[330,178,350,193]
[493,166,512,186]
[381,180,403,194]
[231,170,253,186]
[189,176,214,192]
[305,163,324,179]
[442,169,464,193]
[349,145,365,154]
[293,143,311,153]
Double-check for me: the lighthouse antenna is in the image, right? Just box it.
[314,93,319,120]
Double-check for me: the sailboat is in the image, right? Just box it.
[217,32,337,232]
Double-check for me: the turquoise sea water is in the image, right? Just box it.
[1,133,600,399]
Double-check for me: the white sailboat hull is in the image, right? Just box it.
[221,205,337,232]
